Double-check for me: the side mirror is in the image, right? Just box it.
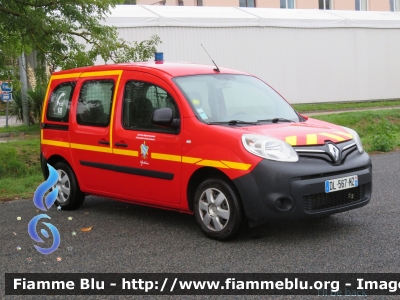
[151,108,173,127]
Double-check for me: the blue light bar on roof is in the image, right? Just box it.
[155,52,164,61]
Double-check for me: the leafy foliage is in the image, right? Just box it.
[28,86,47,122]
[9,90,24,121]
[314,109,400,152]
[0,1,161,73]
[8,87,46,124]
[370,119,397,152]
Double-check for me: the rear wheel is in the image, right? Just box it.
[193,178,245,240]
[53,162,85,210]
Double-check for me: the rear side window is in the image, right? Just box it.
[122,81,179,133]
[47,82,76,122]
[76,80,114,127]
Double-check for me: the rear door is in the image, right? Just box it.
[112,71,182,204]
[41,77,77,167]
[69,71,122,194]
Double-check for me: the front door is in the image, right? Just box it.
[112,71,183,204]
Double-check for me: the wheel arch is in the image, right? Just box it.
[186,167,240,211]
[42,154,74,179]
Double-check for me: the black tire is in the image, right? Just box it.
[193,178,245,241]
[53,162,85,210]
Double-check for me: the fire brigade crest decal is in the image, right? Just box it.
[140,141,149,159]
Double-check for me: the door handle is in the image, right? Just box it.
[98,140,110,145]
[115,142,128,147]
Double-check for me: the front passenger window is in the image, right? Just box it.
[123,81,179,133]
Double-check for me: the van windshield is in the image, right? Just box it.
[173,74,300,124]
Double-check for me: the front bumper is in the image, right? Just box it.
[233,150,372,226]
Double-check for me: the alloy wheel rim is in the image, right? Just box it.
[54,170,70,203]
[198,188,230,231]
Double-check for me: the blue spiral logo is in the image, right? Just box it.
[28,164,61,255]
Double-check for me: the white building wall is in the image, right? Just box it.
[113,26,400,104]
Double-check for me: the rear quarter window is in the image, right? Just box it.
[46,82,76,122]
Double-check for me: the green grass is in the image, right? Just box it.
[293,100,400,113]
[0,123,40,134]
[0,138,41,178]
[0,174,44,200]
[0,138,43,199]
[312,109,400,152]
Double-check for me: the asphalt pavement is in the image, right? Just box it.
[1,151,400,300]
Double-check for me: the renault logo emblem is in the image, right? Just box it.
[328,143,340,162]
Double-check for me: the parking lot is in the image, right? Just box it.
[1,151,400,299]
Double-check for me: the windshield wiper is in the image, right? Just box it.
[207,120,258,125]
[257,118,295,123]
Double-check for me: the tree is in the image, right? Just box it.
[0,0,160,78]
[0,0,160,125]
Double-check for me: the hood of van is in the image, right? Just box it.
[241,118,353,147]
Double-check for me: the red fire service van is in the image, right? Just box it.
[40,57,372,240]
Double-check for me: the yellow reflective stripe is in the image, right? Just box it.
[113,149,138,157]
[221,160,251,171]
[108,70,123,147]
[285,136,297,146]
[318,133,345,142]
[335,131,353,139]
[41,139,70,148]
[42,139,251,171]
[51,73,82,80]
[42,140,252,170]
[151,153,181,162]
[182,156,202,164]
[306,134,318,145]
[42,79,53,123]
[183,157,252,170]
[70,143,112,153]
[80,71,123,77]
[196,160,228,168]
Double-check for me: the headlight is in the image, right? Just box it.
[343,126,364,153]
[242,134,298,162]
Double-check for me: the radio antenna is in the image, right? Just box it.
[201,44,220,73]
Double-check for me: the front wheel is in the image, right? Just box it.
[193,178,245,240]
[53,162,85,210]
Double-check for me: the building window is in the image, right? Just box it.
[197,0,203,5]
[178,0,183,6]
[240,0,256,7]
[390,0,400,11]
[280,0,295,9]
[355,0,368,10]
[319,0,332,9]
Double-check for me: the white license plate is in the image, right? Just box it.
[325,175,358,193]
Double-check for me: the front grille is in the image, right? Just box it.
[295,140,357,165]
[303,185,366,213]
